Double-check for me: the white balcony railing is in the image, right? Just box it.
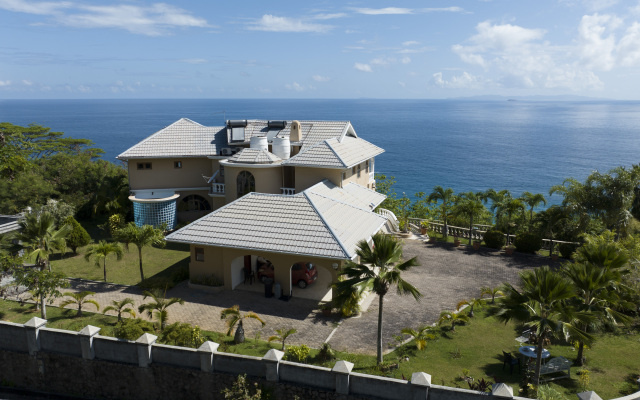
[281,187,296,195]
[369,171,375,182]
[209,183,225,195]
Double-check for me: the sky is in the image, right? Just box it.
[2,0,640,99]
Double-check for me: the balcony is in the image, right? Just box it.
[281,187,296,195]
[209,183,225,196]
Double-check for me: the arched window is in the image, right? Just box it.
[237,171,255,198]
[179,194,211,212]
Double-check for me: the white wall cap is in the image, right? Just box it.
[410,372,432,386]
[24,317,47,328]
[332,360,354,374]
[197,341,220,353]
[491,383,514,398]
[263,349,284,362]
[577,391,604,400]
[135,333,158,345]
[78,325,101,337]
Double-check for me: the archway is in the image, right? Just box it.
[179,194,211,212]
[236,171,255,199]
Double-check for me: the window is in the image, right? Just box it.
[366,160,370,173]
[137,162,152,170]
[236,171,255,199]
[179,195,211,212]
[357,164,361,178]
[174,161,182,169]
[352,166,356,174]
[195,247,204,262]
[220,164,225,178]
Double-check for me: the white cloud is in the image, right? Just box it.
[433,72,482,89]
[582,0,618,11]
[397,47,430,54]
[577,13,622,71]
[354,63,372,72]
[285,82,305,91]
[421,7,465,13]
[22,79,33,85]
[313,12,346,20]
[401,57,411,64]
[402,41,420,46]
[312,75,330,82]
[0,80,11,86]
[618,22,640,66]
[353,7,413,15]
[0,0,210,36]
[180,58,208,64]
[249,14,333,33]
[398,81,406,87]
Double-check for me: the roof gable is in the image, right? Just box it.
[282,137,384,168]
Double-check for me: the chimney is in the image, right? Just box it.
[290,120,302,142]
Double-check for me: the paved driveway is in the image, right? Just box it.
[46,240,560,354]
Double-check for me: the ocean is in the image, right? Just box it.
[2,99,639,206]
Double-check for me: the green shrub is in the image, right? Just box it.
[513,232,542,254]
[284,344,310,363]
[171,265,190,283]
[483,230,505,249]
[106,214,126,237]
[558,242,578,259]
[138,277,175,291]
[63,216,91,254]
[316,343,335,362]
[160,322,205,348]
[190,274,223,287]
[114,318,154,340]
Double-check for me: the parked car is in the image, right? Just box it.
[257,261,318,288]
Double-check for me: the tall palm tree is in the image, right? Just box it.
[335,233,421,364]
[535,205,568,257]
[220,305,266,344]
[138,290,184,330]
[13,211,72,271]
[114,223,165,282]
[491,196,525,246]
[494,266,594,386]
[519,192,547,230]
[103,298,137,322]
[453,191,486,245]
[563,242,632,365]
[84,240,124,282]
[427,186,455,239]
[59,291,100,317]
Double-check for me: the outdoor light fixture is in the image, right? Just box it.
[332,263,339,270]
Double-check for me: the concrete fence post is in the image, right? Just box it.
[577,391,603,400]
[135,333,157,368]
[197,341,219,372]
[24,317,47,356]
[78,325,101,360]
[332,360,354,395]
[491,383,514,398]
[263,349,284,382]
[410,372,431,400]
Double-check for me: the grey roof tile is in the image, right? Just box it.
[227,148,282,164]
[282,137,384,168]
[306,180,386,210]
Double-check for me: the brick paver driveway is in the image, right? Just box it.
[53,239,560,354]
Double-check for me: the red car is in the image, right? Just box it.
[257,261,318,288]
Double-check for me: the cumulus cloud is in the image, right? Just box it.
[451,20,606,90]
[313,12,346,20]
[353,7,413,15]
[285,82,305,91]
[354,63,372,72]
[402,40,420,46]
[0,0,210,36]
[249,14,333,33]
[577,13,622,70]
[401,57,411,64]
[0,80,11,86]
[432,72,483,89]
[312,75,330,82]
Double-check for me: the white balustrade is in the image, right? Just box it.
[209,183,225,195]
[281,187,296,195]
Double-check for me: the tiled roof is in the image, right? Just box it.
[0,215,21,235]
[117,118,226,159]
[282,137,384,168]
[306,180,386,210]
[227,149,282,164]
[236,120,353,146]
[165,191,385,260]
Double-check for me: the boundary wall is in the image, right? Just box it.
[0,318,626,400]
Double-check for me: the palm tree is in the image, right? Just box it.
[401,325,436,350]
[220,305,266,344]
[491,196,525,246]
[563,242,632,365]
[84,240,124,282]
[480,286,503,303]
[427,186,455,239]
[535,205,568,257]
[268,328,297,350]
[114,223,165,281]
[453,192,486,245]
[437,310,470,331]
[13,211,72,271]
[103,298,137,322]
[138,290,184,330]
[519,192,547,230]
[494,266,594,386]
[335,233,421,364]
[456,297,484,317]
[59,291,100,317]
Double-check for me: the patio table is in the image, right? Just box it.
[519,346,550,363]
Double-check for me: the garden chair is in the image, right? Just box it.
[502,350,521,374]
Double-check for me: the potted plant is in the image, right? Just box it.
[420,221,428,235]
[319,302,333,317]
[453,236,461,247]
[473,240,481,250]
[504,245,515,255]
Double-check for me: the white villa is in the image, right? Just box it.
[117,119,391,299]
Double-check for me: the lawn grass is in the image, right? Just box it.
[49,218,190,286]
[1,299,637,399]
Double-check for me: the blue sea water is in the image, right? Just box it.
[1,99,640,206]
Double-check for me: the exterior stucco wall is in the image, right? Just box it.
[341,159,374,188]
[188,244,342,297]
[127,158,213,190]
[294,167,342,192]
[223,164,283,204]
